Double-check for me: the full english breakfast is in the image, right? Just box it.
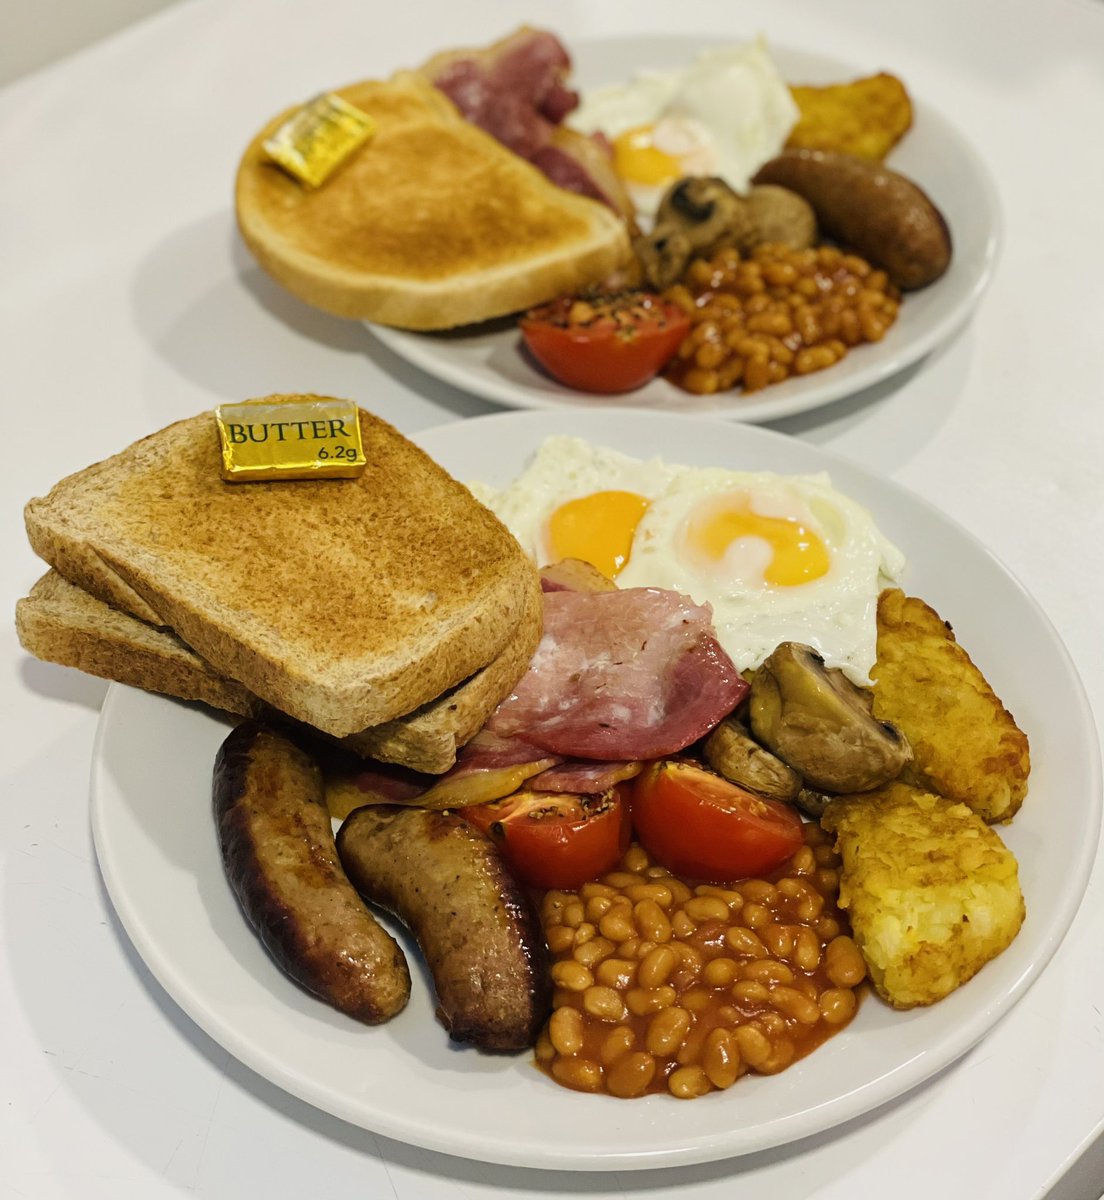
[234,27,955,400]
[17,399,1031,1101]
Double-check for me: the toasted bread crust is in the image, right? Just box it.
[24,402,540,736]
[234,72,631,329]
[17,569,543,773]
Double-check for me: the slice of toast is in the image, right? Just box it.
[24,401,542,737]
[16,570,541,774]
[234,71,632,329]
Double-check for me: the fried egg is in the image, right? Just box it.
[472,437,905,686]
[568,39,799,220]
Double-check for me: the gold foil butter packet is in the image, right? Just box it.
[262,93,376,188]
[215,397,366,482]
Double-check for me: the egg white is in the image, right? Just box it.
[617,466,905,685]
[568,38,799,219]
[473,440,905,688]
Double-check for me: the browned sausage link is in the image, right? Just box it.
[337,806,552,1051]
[213,722,411,1023]
[754,149,952,289]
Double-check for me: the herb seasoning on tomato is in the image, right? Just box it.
[520,290,690,394]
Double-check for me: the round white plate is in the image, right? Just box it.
[91,411,1097,1171]
[368,37,1001,423]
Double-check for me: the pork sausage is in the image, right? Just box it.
[336,806,552,1051]
[214,721,411,1023]
[754,149,952,289]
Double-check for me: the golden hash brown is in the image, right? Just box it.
[871,590,1030,824]
[821,782,1025,1008]
[787,73,913,161]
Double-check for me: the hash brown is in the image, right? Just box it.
[787,72,913,161]
[822,782,1025,1008]
[870,589,1030,823]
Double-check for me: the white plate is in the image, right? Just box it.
[367,36,1001,423]
[91,410,1097,1171]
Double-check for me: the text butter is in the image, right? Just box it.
[215,398,366,482]
[262,93,376,188]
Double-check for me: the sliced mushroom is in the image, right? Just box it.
[749,642,912,793]
[794,786,834,819]
[635,177,757,289]
[655,177,756,252]
[633,226,695,291]
[702,716,802,803]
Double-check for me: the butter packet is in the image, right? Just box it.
[262,93,376,188]
[215,396,366,482]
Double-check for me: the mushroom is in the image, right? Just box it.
[748,642,912,793]
[635,176,756,289]
[702,715,802,803]
[632,226,695,291]
[745,185,818,250]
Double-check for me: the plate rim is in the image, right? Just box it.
[90,409,1100,1171]
[367,33,1003,423]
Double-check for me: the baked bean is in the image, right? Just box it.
[671,909,697,939]
[702,1027,742,1089]
[551,961,593,992]
[638,945,677,989]
[583,986,627,1022]
[598,908,635,943]
[600,1026,636,1065]
[538,840,862,1099]
[732,979,771,1006]
[735,1023,773,1070]
[625,882,674,907]
[549,1006,584,1055]
[725,927,768,958]
[820,987,858,1025]
[793,928,823,973]
[635,899,672,943]
[668,1065,711,1099]
[606,872,647,889]
[646,1006,692,1056]
[702,956,740,988]
[665,243,900,396]
[545,924,574,955]
[816,915,842,942]
[607,1052,657,1098]
[759,922,795,959]
[621,845,650,873]
[573,935,615,970]
[770,986,822,1025]
[626,985,677,1016]
[742,959,795,986]
[551,1056,603,1092]
[579,882,617,901]
[682,896,729,923]
[680,987,714,1013]
[595,957,636,990]
[826,936,867,987]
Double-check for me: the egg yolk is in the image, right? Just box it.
[547,490,651,579]
[687,495,830,586]
[611,125,685,185]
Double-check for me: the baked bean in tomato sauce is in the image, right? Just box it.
[534,821,865,1098]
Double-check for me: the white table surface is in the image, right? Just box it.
[3,0,1104,1196]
